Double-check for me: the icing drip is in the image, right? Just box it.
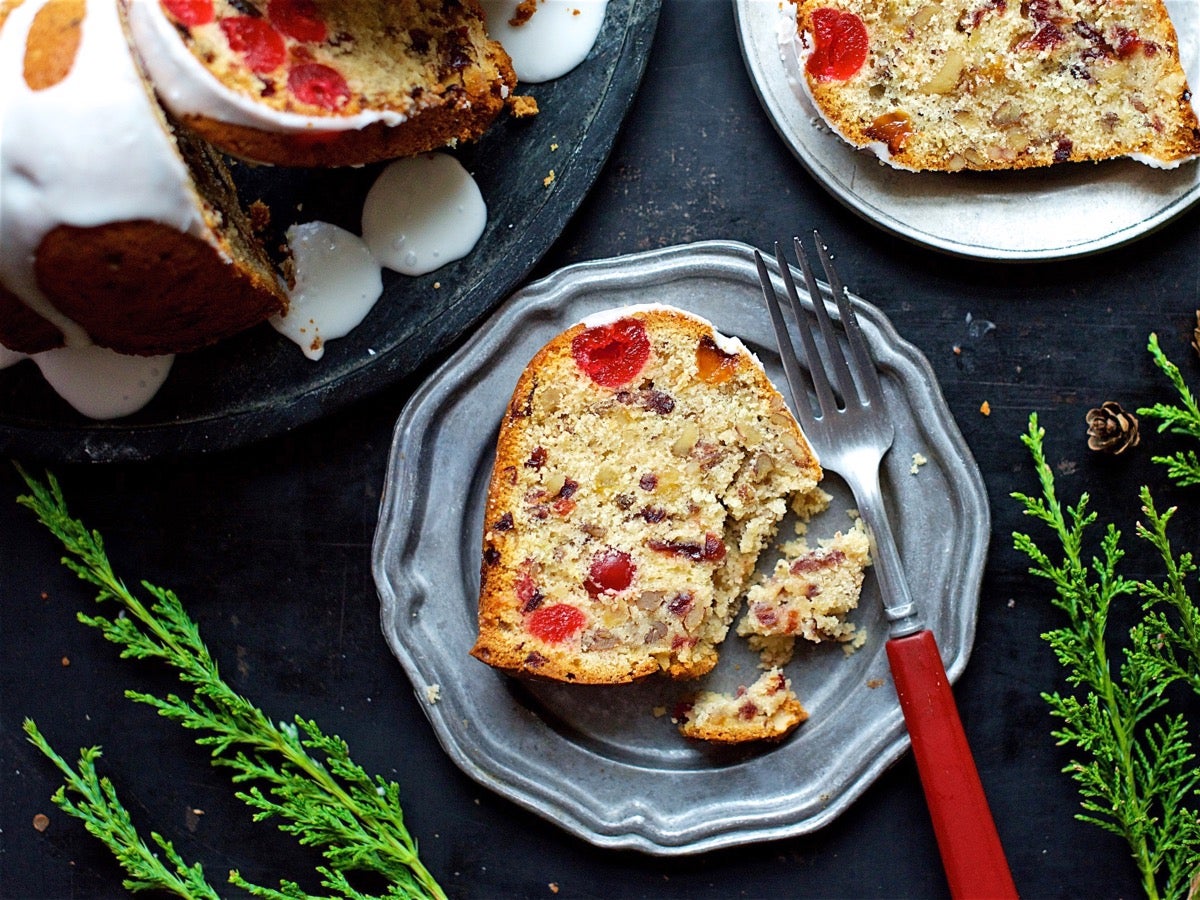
[361,154,488,277]
[270,222,383,361]
[479,0,609,83]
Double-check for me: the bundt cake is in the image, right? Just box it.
[676,667,808,743]
[0,0,517,362]
[123,0,517,167]
[470,305,828,685]
[0,0,286,357]
[788,0,1200,171]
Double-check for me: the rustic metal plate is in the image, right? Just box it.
[734,0,1200,261]
[372,240,989,855]
[0,0,660,461]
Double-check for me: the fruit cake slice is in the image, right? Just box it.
[788,0,1200,171]
[470,305,826,684]
[123,0,516,167]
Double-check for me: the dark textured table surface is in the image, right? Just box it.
[4,2,1200,897]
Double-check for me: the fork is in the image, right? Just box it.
[756,235,1018,900]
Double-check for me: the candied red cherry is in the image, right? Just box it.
[806,8,869,82]
[528,604,586,643]
[571,318,651,388]
[289,62,351,110]
[162,0,214,26]
[221,17,287,73]
[584,548,635,597]
[268,0,327,42]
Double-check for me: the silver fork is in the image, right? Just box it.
[755,234,1018,900]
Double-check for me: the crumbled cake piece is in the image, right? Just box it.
[677,668,808,743]
[470,305,825,684]
[790,0,1200,171]
[738,520,870,667]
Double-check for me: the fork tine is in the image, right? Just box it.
[813,231,885,409]
[772,242,839,418]
[794,236,861,410]
[755,250,816,432]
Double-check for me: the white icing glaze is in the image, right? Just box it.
[479,0,608,83]
[577,303,762,368]
[32,346,174,420]
[0,0,211,348]
[360,153,487,277]
[271,222,383,360]
[124,0,410,134]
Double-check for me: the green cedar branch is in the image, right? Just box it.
[16,465,446,900]
[1013,415,1200,900]
[23,719,220,899]
[1139,333,1200,487]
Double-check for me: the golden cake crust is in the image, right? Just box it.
[470,306,824,685]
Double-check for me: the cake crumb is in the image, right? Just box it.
[509,0,538,26]
[549,884,560,894]
[424,684,441,704]
[910,452,927,475]
[980,400,991,416]
[652,705,667,718]
[543,169,556,187]
[508,94,539,118]
[867,677,885,689]
[60,656,70,667]
[550,142,559,151]
[248,199,271,233]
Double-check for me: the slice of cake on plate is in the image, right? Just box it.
[787,0,1200,170]
[470,305,827,685]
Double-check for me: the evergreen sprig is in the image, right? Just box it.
[16,466,446,900]
[1013,416,1200,900]
[22,719,220,898]
[1139,333,1200,486]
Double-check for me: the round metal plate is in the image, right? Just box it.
[372,240,989,855]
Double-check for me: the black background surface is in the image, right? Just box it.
[4,2,1200,897]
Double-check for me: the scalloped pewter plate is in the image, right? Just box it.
[733,0,1200,261]
[371,240,989,855]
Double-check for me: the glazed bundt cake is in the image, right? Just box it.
[470,305,828,685]
[789,0,1200,171]
[123,0,517,167]
[0,0,517,360]
[0,0,286,357]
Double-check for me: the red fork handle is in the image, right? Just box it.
[886,629,1019,899]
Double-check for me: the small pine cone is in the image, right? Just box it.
[1192,310,1200,359]
[1085,401,1140,455]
